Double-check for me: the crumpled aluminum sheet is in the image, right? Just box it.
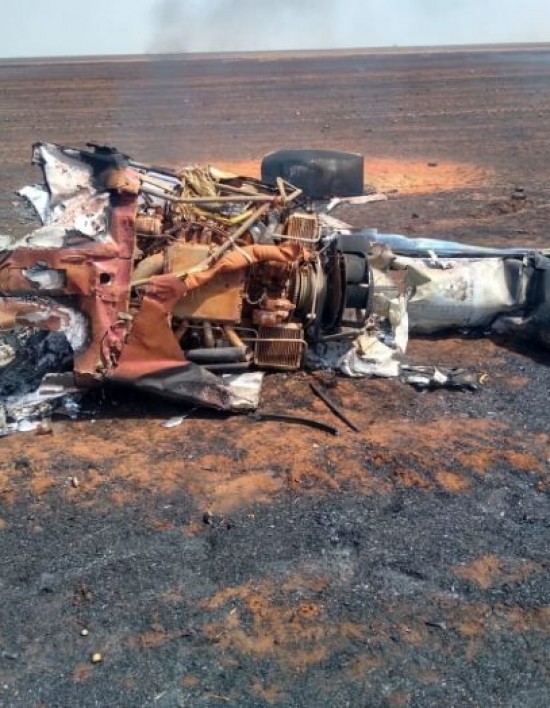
[369,231,536,258]
[0,375,82,437]
[13,143,112,248]
[223,372,264,410]
[401,257,532,333]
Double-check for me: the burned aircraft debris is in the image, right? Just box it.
[0,142,549,434]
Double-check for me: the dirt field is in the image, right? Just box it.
[1,47,550,707]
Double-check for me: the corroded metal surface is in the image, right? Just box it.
[0,185,138,378]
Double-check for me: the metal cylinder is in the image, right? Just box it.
[203,322,215,349]
[135,214,163,235]
[224,326,245,348]
[185,346,250,364]
[202,362,252,374]
[132,252,164,283]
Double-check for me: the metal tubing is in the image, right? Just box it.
[203,362,252,373]
[185,346,250,364]
[224,326,245,348]
[310,382,361,433]
[140,186,276,205]
[203,322,215,348]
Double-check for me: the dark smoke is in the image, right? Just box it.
[150,0,335,53]
[149,0,550,54]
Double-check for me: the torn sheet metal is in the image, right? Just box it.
[18,185,51,223]
[0,373,81,437]
[223,371,264,410]
[402,257,532,333]
[3,140,550,434]
[400,365,479,390]
[17,144,112,246]
[0,297,88,355]
[1,141,379,429]
[33,142,95,205]
[340,339,401,378]
[369,231,534,258]
[310,237,549,382]
[326,193,388,212]
[492,255,550,348]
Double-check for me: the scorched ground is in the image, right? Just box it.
[0,47,549,707]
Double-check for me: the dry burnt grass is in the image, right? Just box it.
[1,48,550,706]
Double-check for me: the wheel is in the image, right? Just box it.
[261,149,364,200]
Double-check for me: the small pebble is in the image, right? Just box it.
[91,653,102,664]
[71,477,79,488]
[80,629,89,637]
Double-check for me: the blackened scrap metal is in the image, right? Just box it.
[248,411,339,436]
[309,381,361,432]
[400,365,479,390]
[110,363,233,410]
[5,142,379,421]
[8,139,550,434]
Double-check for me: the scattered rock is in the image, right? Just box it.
[0,651,18,660]
[38,572,56,593]
[425,620,447,630]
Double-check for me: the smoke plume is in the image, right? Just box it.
[149,0,550,54]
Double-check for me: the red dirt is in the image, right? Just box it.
[1,47,550,707]
[453,555,539,590]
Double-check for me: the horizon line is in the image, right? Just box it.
[2,41,550,64]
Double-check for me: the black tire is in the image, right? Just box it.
[261,149,364,200]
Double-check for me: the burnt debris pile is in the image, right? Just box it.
[1,142,549,434]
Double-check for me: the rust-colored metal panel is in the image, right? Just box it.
[0,178,138,378]
[113,274,189,379]
[167,243,245,323]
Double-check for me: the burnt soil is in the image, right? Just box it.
[1,47,550,707]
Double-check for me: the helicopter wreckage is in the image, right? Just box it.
[0,143,549,434]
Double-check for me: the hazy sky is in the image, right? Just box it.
[2,0,549,58]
